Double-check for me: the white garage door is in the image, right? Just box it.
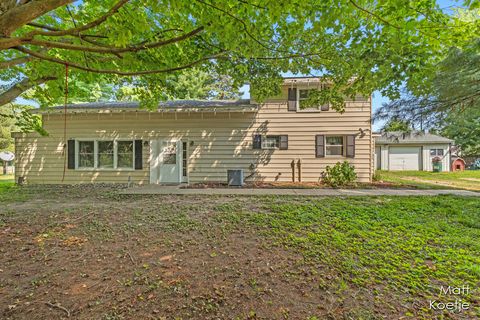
[389,147,421,170]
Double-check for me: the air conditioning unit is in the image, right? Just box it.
[227,169,244,187]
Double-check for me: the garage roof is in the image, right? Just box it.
[375,131,453,144]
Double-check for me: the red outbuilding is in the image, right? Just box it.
[451,157,466,171]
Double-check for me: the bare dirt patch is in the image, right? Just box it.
[0,188,376,319]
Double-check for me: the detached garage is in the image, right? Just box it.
[375,132,453,172]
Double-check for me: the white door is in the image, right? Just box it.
[150,140,181,184]
[389,146,421,171]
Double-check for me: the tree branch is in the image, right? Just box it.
[15,46,225,75]
[27,26,205,54]
[0,76,57,106]
[0,55,34,69]
[349,0,400,29]
[27,0,130,37]
[27,22,108,39]
[0,0,74,37]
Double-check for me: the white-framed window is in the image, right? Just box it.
[78,141,95,168]
[117,141,134,168]
[76,139,135,170]
[297,86,330,112]
[262,135,280,149]
[97,141,114,168]
[430,149,444,156]
[325,136,344,156]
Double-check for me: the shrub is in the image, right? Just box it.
[322,161,357,187]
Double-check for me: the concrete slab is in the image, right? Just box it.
[120,186,480,197]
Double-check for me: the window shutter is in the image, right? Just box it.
[67,139,75,169]
[315,135,325,158]
[279,135,288,150]
[134,140,143,169]
[252,134,262,149]
[287,88,297,111]
[346,135,355,158]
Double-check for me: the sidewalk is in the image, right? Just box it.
[120,185,480,197]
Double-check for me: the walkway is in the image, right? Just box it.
[120,185,479,197]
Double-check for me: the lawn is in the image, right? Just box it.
[376,170,480,191]
[0,185,479,319]
[0,174,14,194]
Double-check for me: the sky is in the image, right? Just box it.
[7,0,460,132]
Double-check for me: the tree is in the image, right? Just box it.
[441,108,480,156]
[0,104,17,152]
[373,34,480,156]
[0,0,478,114]
[374,38,480,129]
[382,119,412,133]
[163,69,241,100]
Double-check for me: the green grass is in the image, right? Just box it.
[0,174,30,202]
[215,195,480,317]
[376,170,480,191]
[0,174,14,190]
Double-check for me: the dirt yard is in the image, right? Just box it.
[0,185,479,319]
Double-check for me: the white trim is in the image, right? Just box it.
[261,135,280,150]
[325,135,345,157]
[74,138,135,170]
[296,86,330,113]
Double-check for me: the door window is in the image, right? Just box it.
[163,143,177,164]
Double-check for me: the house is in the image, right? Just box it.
[13,77,374,184]
[374,132,453,172]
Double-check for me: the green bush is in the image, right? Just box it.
[322,161,357,187]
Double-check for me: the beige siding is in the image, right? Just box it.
[14,87,373,184]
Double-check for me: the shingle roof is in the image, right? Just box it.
[34,99,256,114]
[375,131,453,144]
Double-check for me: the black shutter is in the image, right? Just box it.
[287,88,297,111]
[67,139,75,169]
[279,135,288,150]
[346,135,355,158]
[134,140,143,169]
[315,135,325,158]
[253,134,262,149]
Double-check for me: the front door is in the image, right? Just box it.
[150,140,181,184]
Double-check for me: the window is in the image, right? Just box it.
[262,135,280,149]
[325,136,344,156]
[78,141,94,168]
[182,142,188,177]
[97,141,114,168]
[76,140,135,170]
[316,135,355,158]
[297,86,329,111]
[258,135,288,150]
[430,149,444,156]
[163,143,177,164]
[117,141,134,168]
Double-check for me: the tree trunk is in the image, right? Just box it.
[0,0,73,37]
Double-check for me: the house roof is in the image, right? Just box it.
[375,131,453,145]
[33,99,257,114]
